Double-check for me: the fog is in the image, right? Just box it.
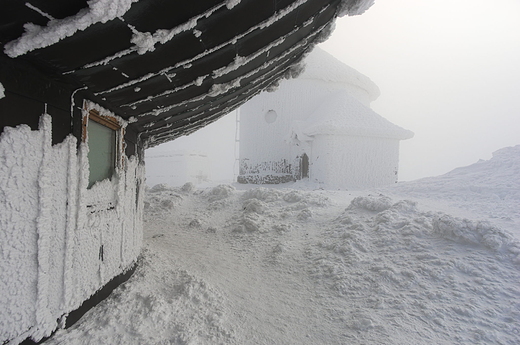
[320,0,520,180]
[146,0,520,184]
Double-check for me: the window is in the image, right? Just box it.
[264,109,278,123]
[83,109,122,188]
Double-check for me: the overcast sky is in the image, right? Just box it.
[147,0,520,182]
[320,0,520,180]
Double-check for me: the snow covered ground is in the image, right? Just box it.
[46,146,520,344]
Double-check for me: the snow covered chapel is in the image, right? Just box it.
[0,1,376,344]
[238,47,413,189]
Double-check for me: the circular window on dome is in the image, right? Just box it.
[264,110,278,124]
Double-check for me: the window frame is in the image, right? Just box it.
[82,107,125,188]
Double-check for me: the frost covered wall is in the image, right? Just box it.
[145,150,210,187]
[238,48,412,189]
[238,78,337,183]
[310,135,400,189]
[0,115,144,345]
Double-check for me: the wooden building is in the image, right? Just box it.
[0,0,373,343]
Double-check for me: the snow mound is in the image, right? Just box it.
[232,213,264,233]
[385,145,520,236]
[144,184,183,219]
[282,190,304,203]
[206,184,235,202]
[307,195,520,343]
[433,214,517,252]
[228,188,329,233]
[148,183,171,193]
[242,198,266,214]
[396,145,520,200]
[242,187,282,202]
[47,249,235,345]
[347,195,393,212]
[180,182,196,193]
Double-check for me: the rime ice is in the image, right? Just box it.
[238,48,413,189]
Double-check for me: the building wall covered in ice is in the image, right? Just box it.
[310,135,400,189]
[0,115,144,344]
[238,48,413,189]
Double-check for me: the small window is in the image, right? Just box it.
[83,109,122,188]
[264,110,278,124]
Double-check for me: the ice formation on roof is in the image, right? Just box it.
[226,0,242,10]
[302,90,414,139]
[338,0,375,16]
[4,0,139,57]
[128,3,226,56]
[300,47,380,102]
[25,3,55,21]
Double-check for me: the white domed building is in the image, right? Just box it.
[238,47,414,189]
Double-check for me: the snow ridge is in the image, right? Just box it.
[385,145,520,236]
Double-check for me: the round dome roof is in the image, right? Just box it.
[299,47,380,102]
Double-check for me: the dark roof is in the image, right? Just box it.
[0,0,364,147]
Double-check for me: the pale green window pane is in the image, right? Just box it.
[87,120,116,188]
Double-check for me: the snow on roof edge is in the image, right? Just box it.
[302,90,414,140]
[4,0,140,58]
[298,47,381,102]
[338,0,376,17]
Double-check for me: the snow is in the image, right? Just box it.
[0,82,4,99]
[127,2,225,56]
[25,3,55,21]
[1,114,144,344]
[379,145,520,238]
[45,145,520,344]
[299,47,380,103]
[238,47,412,188]
[338,0,375,17]
[135,18,331,123]
[226,0,242,10]
[4,0,139,58]
[302,90,413,139]
[0,119,44,343]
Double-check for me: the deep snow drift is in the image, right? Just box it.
[381,145,520,238]
[46,146,520,344]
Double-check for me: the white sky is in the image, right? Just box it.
[320,0,520,180]
[147,0,520,182]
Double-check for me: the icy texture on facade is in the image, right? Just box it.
[238,48,413,189]
[0,115,144,344]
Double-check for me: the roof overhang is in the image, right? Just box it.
[1,0,374,147]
